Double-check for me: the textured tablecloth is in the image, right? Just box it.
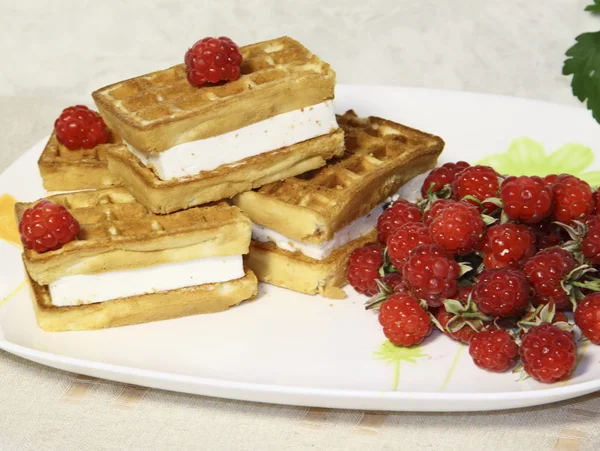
[2,1,600,450]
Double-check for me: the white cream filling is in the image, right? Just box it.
[252,203,385,260]
[49,255,244,307]
[127,100,338,180]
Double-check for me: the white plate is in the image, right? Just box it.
[1,85,600,412]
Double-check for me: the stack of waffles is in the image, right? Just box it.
[93,36,343,213]
[21,36,444,332]
[16,189,256,331]
[234,111,444,298]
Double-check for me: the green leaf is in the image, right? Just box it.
[563,31,600,125]
[546,143,594,175]
[585,1,600,13]
[479,137,546,176]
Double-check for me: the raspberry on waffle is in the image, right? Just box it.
[15,188,257,331]
[233,110,444,298]
[93,36,344,213]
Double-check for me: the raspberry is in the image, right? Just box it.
[381,273,409,293]
[378,293,432,346]
[469,329,519,372]
[528,220,564,250]
[54,105,109,150]
[574,293,600,344]
[347,243,384,296]
[457,286,473,303]
[522,247,576,310]
[582,220,600,264]
[435,308,478,344]
[482,223,536,269]
[500,176,553,224]
[420,161,470,197]
[184,37,243,87]
[594,189,600,214]
[472,268,530,317]
[520,323,576,383]
[452,165,501,213]
[551,174,594,224]
[543,174,558,186]
[429,201,485,255]
[402,244,459,308]
[376,199,421,243]
[18,201,80,253]
[422,199,452,226]
[386,222,431,269]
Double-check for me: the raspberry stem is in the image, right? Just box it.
[571,279,600,291]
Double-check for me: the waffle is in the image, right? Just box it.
[107,129,344,214]
[246,232,376,299]
[15,188,251,285]
[233,110,444,244]
[27,266,258,331]
[38,131,124,191]
[92,36,335,153]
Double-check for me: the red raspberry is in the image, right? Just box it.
[452,165,501,213]
[54,105,109,150]
[522,247,576,310]
[469,329,519,372]
[585,214,600,229]
[422,199,452,226]
[482,223,536,269]
[472,268,530,317]
[582,220,600,264]
[381,273,409,293]
[574,293,600,344]
[378,293,432,346]
[429,201,485,255]
[520,323,576,383]
[551,174,594,224]
[594,189,600,214]
[457,286,473,303]
[386,222,431,269]
[420,161,470,197]
[402,244,459,308]
[376,199,421,243]
[18,201,80,253]
[543,174,558,186]
[184,37,243,87]
[435,308,478,344]
[347,243,384,296]
[528,220,564,250]
[500,176,553,224]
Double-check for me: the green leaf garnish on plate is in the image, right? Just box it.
[478,137,600,186]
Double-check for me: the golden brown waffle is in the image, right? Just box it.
[92,36,335,153]
[107,129,344,214]
[234,110,444,244]
[27,267,258,331]
[38,131,124,191]
[246,232,376,299]
[16,188,251,285]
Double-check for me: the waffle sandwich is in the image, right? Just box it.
[16,188,257,331]
[38,130,124,192]
[233,110,445,298]
[93,36,344,213]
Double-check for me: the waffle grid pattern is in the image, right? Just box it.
[256,111,443,214]
[97,37,329,127]
[39,133,122,166]
[16,189,234,246]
